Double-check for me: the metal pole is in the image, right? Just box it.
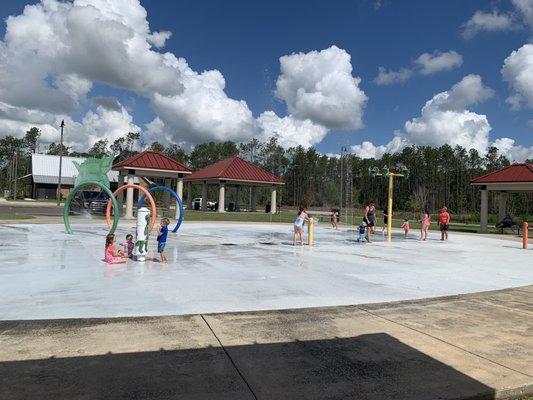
[13,150,18,200]
[387,173,394,242]
[339,153,343,222]
[56,120,65,206]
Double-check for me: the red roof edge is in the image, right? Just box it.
[113,150,191,172]
[470,163,533,184]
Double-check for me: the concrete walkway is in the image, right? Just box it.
[1,286,532,399]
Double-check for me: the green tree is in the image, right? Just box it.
[87,139,110,158]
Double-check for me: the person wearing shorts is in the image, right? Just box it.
[438,206,450,241]
[363,201,376,235]
[157,218,170,262]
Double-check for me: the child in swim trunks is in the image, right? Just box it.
[157,218,170,262]
[357,221,367,242]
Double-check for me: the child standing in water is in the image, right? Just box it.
[105,234,128,264]
[420,211,430,241]
[357,221,367,242]
[157,218,170,262]
[293,208,309,245]
[401,218,410,239]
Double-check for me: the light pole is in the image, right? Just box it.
[339,146,347,223]
[56,120,65,206]
[369,164,409,242]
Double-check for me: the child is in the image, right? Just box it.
[401,218,410,239]
[438,206,451,241]
[357,221,367,242]
[105,234,127,264]
[381,208,388,236]
[330,210,339,229]
[157,218,170,262]
[122,234,134,258]
[420,211,430,241]
[293,208,309,246]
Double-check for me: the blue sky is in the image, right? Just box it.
[0,0,531,157]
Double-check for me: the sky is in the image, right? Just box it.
[0,0,532,160]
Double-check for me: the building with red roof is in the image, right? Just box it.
[112,150,191,219]
[185,156,284,213]
[470,163,533,232]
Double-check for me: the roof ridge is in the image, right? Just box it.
[470,163,515,183]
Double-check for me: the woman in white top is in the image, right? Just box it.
[293,207,309,245]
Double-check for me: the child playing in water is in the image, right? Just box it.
[293,208,309,245]
[420,211,430,241]
[330,210,339,229]
[122,234,134,258]
[357,220,367,242]
[105,234,128,264]
[157,218,170,262]
[401,218,410,239]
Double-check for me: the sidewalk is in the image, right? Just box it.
[1,286,532,399]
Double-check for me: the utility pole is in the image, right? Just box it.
[339,146,347,224]
[12,150,18,200]
[56,120,65,206]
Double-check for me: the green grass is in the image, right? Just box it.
[0,214,35,220]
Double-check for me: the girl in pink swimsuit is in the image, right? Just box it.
[420,211,430,241]
[105,234,128,264]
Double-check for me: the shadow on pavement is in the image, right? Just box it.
[0,333,494,400]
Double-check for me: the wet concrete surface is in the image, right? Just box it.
[0,222,532,320]
[1,287,532,399]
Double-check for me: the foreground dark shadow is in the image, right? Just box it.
[0,333,495,400]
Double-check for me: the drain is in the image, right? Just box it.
[259,241,276,245]
[221,243,237,246]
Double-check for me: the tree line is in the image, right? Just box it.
[1,128,532,219]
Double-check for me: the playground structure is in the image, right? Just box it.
[369,164,409,243]
[62,158,185,258]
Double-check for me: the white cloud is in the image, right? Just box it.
[0,2,368,150]
[374,50,462,86]
[274,46,367,130]
[353,75,497,158]
[492,137,533,161]
[374,67,413,86]
[501,44,533,109]
[414,51,463,75]
[257,111,328,149]
[402,75,494,153]
[351,135,407,159]
[461,10,515,39]
[512,0,533,28]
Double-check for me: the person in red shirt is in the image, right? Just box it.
[438,206,451,241]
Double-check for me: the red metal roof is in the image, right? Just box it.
[113,150,191,173]
[470,163,533,184]
[185,156,284,184]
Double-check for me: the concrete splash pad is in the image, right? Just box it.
[0,222,531,320]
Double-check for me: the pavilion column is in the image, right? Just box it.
[187,182,193,209]
[117,171,126,216]
[270,186,277,214]
[125,174,135,219]
[201,181,208,211]
[235,185,241,211]
[218,182,226,212]
[250,186,257,212]
[175,176,184,219]
[480,188,488,233]
[498,191,508,222]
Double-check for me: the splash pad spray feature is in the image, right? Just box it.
[133,207,151,262]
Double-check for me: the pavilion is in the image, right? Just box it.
[112,150,191,219]
[184,156,284,213]
[470,163,533,233]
